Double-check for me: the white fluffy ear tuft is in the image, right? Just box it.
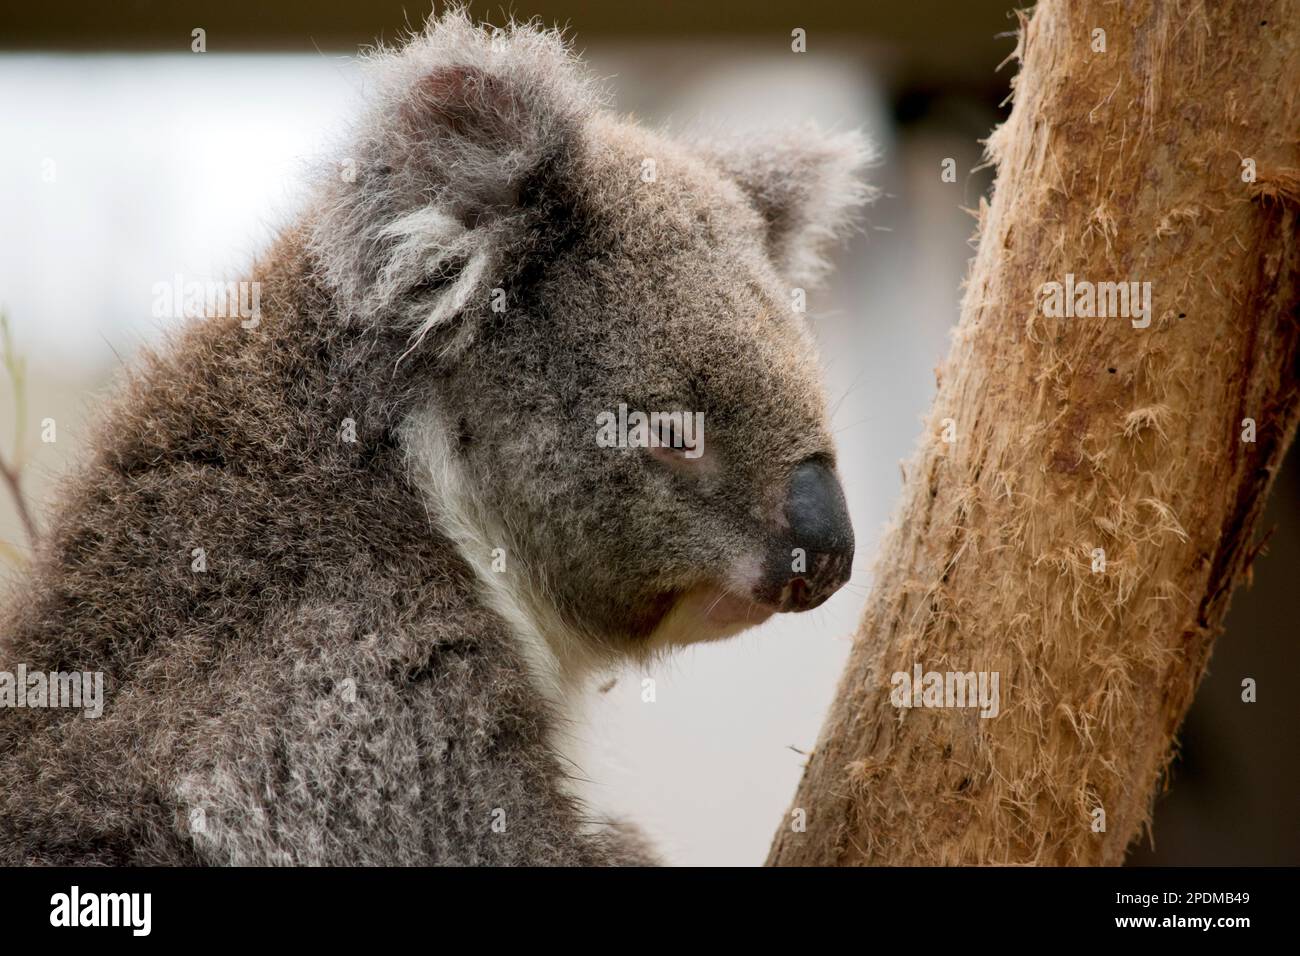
[703,125,877,288]
[309,9,603,346]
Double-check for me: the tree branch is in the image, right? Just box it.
[770,0,1300,866]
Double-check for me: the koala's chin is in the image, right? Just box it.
[644,457,856,652]
[647,583,775,650]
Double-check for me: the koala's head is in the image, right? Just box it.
[312,12,872,660]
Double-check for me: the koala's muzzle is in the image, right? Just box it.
[758,459,854,613]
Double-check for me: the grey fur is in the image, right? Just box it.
[0,10,869,865]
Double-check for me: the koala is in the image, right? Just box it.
[0,11,868,865]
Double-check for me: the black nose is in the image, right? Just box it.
[761,458,855,613]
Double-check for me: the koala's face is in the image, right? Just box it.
[313,16,870,655]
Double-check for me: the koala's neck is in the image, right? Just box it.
[398,403,613,710]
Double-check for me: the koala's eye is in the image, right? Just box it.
[649,441,690,468]
[655,416,682,451]
[647,412,708,469]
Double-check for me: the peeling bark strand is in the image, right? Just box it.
[769,0,1300,866]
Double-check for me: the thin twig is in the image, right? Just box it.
[0,456,36,544]
[0,309,38,546]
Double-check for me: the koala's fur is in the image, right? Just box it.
[0,11,869,865]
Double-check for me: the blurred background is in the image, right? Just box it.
[0,1,1294,865]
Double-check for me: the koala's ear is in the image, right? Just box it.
[705,126,875,288]
[310,12,599,352]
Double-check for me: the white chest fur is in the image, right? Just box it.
[398,403,611,812]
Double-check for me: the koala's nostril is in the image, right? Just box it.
[764,458,855,613]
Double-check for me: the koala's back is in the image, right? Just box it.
[0,237,645,866]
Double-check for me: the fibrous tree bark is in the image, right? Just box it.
[770,0,1300,865]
